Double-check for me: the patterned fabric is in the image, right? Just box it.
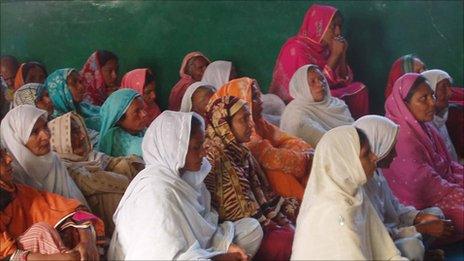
[80,51,107,105]
[204,96,298,224]
[45,68,101,131]
[13,83,45,107]
[15,222,67,256]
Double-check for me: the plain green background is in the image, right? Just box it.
[1,0,463,113]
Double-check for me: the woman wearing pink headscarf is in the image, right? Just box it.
[121,68,161,127]
[269,4,369,119]
[383,73,463,244]
[168,52,210,111]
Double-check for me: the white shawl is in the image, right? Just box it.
[0,105,87,205]
[421,69,458,161]
[280,64,354,146]
[109,111,235,260]
[201,60,232,90]
[291,125,403,260]
[180,81,216,112]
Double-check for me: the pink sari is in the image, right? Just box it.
[121,68,161,127]
[269,4,368,118]
[80,51,110,106]
[168,52,210,111]
[383,73,464,242]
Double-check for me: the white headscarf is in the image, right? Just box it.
[291,125,403,260]
[280,64,354,146]
[421,69,458,160]
[201,60,232,90]
[109,111,236,260]
[180,81,215,112]
[0,105,87,205]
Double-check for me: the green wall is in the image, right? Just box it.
[1,0,463,113]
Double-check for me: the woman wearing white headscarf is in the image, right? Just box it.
[355,115,452,261]
[291,125,404,260]
[109,111,262,260]
[422,69,458,161]
[180,81,216,117]
[0,105,87,205]
[280,64,354,147]
[201,60,234,90]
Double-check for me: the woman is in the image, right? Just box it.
[201,60,236,90]
[179,81,216,118]
[13,62,48,91]
[169,51,210,110]
[384,73,464,241]
[212,77,314,200]
[0,105,87,205]
[109,111,262,260]
[121,68,161,127]
[204,96,297,260]
[12,83,54,118]
[422,69,460,161]
[270,4,369,118]
[385,54,426,99]
[356,115,454,260]
[80,50,119,106]
[292,126,405,260]
[280,64,354,147]
[0,146,104,261]
[49,112,143,235]
[45,68,101,132]
[98,89,147,157]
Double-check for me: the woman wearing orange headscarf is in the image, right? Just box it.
[213,77,314,200]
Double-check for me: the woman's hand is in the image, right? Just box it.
[70,227,99,260]
[415,219,454,238]
[414,212,440,224]
[227,243,249,261]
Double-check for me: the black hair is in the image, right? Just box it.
[404,75,428,103]
[22,61,47,79]
[97,50,118,66]
[145,70,155,86]
[190,114,203,136]
[355,127,369,150]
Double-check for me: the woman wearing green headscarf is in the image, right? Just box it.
[98,89,148,157]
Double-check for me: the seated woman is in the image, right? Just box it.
[121,68,161,127]
[49,112,143,235]
[109,111,262,260]
[80,50,119,106]
[98,89,147,157]
[212,77,313,200]
[0,105,87,205]
[385,54,426,98]
[0,146,104,260]
[355,115,454,260]
[169,51,210,110]
[180,81,216,118]
[422,69,460,161]
[13,83,54,118]
[201,60,237,90]
[204,96,297,260]
[0,55,19,101]
[280,64,354,147]
[292,125,404,260]
[384,73,464,242]
[269,4,369,118]
[14,61,48,91]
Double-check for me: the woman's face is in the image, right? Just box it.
[25,116,51,156]
[101,59,119,94]
[377,146,397,169]
[118,97,148,134]
[183,124,206,171]
[70,118,88,156]
[187,56,209,81]
[307,69,326,102]
[25,65,46,84]
[406,82,436,122]
[143,81,157,106]
[67,71,85,103]
[191,87,214,118]
[412,58,426,73]
[230,104,252,143]
[0,149,14,183]
[434,79,451,113]
[321,12,342,46]
[36,89,54,116]
[359,138,378,179]
[251,81,263,120]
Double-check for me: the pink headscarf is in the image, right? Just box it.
[383,73,463,236]
[168,52,210,110]
[80,51,106,105]
[121,68,161,127]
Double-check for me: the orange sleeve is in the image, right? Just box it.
[0,230,17,258]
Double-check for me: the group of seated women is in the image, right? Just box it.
[0,3,462,260]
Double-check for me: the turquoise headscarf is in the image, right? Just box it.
[45,68,101,130]
[98,88,144,157]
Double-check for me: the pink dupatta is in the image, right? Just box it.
[80,52,107,106]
